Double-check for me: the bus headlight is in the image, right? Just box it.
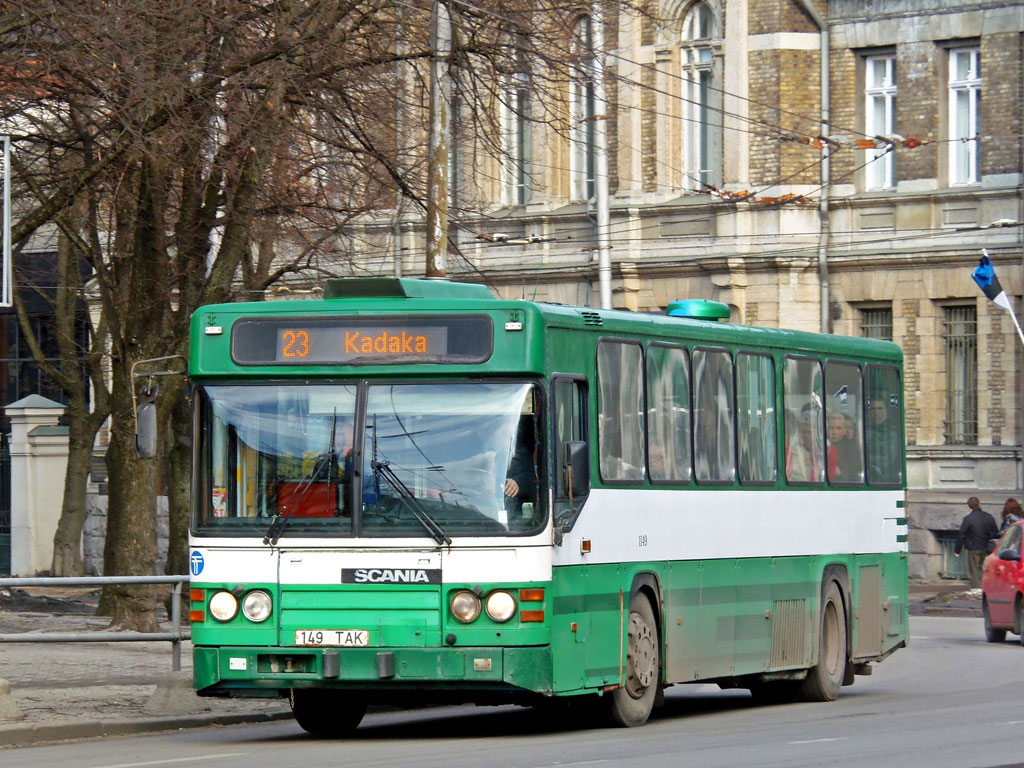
[242,590,273,622]
[485,590,517,623]
[450,590,482,623]
[209,590,239,622]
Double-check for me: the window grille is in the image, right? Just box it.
[860,307,893,341]
[943,305,977,444]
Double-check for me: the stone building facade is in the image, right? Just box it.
[349,0,1024,579]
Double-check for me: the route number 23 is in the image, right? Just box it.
[281,329,310,358]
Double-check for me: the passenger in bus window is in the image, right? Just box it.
[866,398,897,483]
[786,406,822,482]
[827,412,863,483]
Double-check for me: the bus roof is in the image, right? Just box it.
[189,278,901,377]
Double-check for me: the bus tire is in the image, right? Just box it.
[606,592,660,727]
[983,598,1005,642]
[290,688,366,735]
[798,581,846,702]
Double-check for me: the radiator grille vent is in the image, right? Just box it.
[580,311,603,326]
[769,599,806,669]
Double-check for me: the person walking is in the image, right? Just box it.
[955,497,999,588]
[998,498,1023,534]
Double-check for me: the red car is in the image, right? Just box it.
[982,520,1024,644]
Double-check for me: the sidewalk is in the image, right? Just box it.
[0,586,290,748]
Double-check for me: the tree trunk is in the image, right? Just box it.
[98,367,160,631]
[50,409,106,576]
[164,388,191,618]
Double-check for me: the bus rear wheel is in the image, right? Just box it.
[290,688,366,736]
[606,592,660,727]
[798,581,847,702]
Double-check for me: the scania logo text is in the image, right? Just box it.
[342,567,441,584]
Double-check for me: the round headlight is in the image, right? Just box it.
[242,590,273,622]
[208,590,239,622]
[485,590,517,623]
[450,590,482,623]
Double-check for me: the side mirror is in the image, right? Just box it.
[998,548,1021,562]
[136,401,158,459]
[562,441,590,499]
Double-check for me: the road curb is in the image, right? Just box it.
[0,710,294,748]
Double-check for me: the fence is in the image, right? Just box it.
[0,575,190,670]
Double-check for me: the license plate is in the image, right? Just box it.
[294,629,369,647]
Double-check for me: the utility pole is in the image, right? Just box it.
[592,3,612,310]
[392,25,407,278]
[425,0,451,278]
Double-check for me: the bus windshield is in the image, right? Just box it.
[193,381,545,538]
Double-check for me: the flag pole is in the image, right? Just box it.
[974,249,1024,348]
[1007,302,1024,348]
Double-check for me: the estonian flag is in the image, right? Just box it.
[971,252,1014,312]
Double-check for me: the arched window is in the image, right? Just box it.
[679,2,721,189]
[570,15,596,201]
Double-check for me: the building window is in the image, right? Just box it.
[943,305,977,445]
[570,15,596,202]
[949,47,981,186]
[865,54,896,189]
[860,307,893,340]
[501,71,531,206]
[679,2,721,189]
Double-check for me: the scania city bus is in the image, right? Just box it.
[184,277,907,732]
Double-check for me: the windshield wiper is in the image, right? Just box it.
[263,459,329,545]
[264,410,341,545]
[372,460,452,545]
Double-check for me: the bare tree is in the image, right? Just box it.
[1,0,638,628]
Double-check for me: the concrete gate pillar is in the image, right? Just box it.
[4,395,69,576]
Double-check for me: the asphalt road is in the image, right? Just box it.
[3,614,1023,768]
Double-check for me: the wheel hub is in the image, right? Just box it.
[625,611,657,697]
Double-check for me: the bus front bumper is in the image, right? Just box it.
[193,645,552,696]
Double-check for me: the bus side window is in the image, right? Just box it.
[865,365,903,485]
[597,341,645,482]
[736,352,776,484]
[693,348,735,484]
[646,344,692,482]
[783,356,825,485]
[553,377,587,499]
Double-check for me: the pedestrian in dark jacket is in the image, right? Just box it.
[955,497,999,588]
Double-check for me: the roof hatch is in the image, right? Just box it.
[324,277,494,301]
[666,299,730,321]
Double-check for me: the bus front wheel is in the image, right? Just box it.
[606,592,660,727]
[290,688,367,736]
[798,581,847,702]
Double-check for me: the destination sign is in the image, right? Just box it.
[231,315,493,365]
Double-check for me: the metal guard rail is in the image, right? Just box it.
[0,575,190,671]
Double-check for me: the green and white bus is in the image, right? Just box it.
[185,277,907,731]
